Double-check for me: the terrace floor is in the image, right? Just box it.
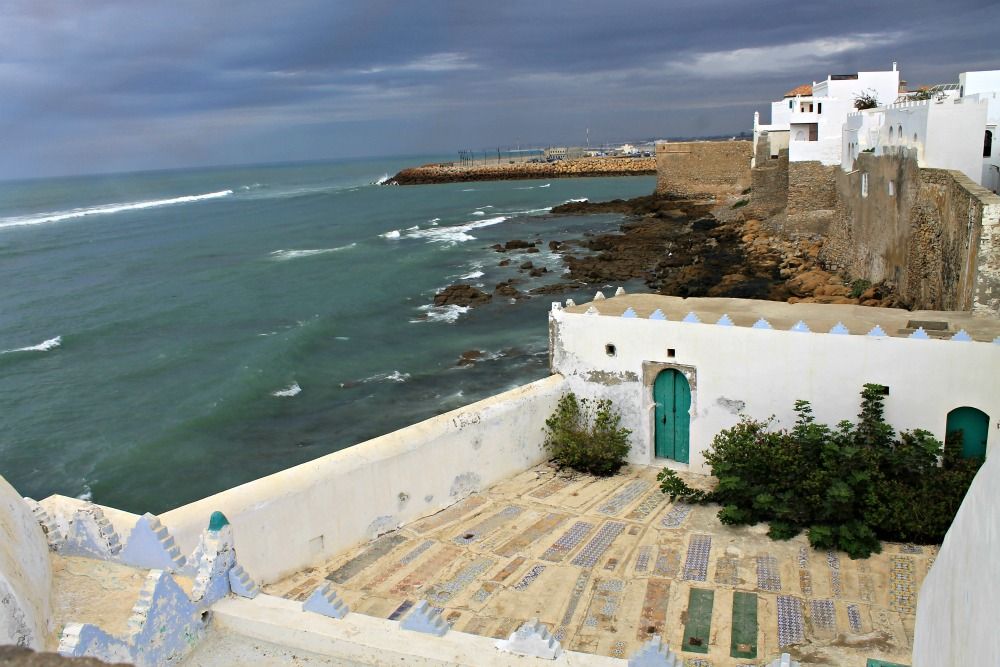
[265,463,929,666]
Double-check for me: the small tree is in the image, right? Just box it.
[543,393,631,476]
[854,90,879,111]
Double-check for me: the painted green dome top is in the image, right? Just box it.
[208,511,230,531]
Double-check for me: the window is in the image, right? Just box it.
[667,348,676,358]
[986,130,994,158]
[889,126,894,143]
[605,343,617,357]
[817,102,822,114]
[898,125,903,143]
[861,173,869,198]
[888,180,895,196]
[789,100,794,109]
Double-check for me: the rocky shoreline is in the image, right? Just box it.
[434,191,902,310]
[387,156,655,185]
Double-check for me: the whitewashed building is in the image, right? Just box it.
[754,66,901,166]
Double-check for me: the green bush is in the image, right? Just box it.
[543,393,631,476]
[849,279,872,299]
[657,385,982,558]
[732,198,749,209]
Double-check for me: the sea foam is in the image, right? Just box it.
[272,382,302,397]
[0,191,233,229]
[269,244,356,261]
[406,216,508,244]
[1,335,62,354]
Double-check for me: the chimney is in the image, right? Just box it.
[892,61,897,71]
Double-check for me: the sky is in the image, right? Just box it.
[1,0,997,180]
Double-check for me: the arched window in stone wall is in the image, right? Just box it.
[898,125,903,144]
[986,130,994,158]
[889,126,894,143]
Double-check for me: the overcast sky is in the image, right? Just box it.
[2,0,996,179]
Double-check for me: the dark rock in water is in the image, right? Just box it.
[494,280,525,299]
[457,349,484,366]
[498,259,511,266]
[519,261,534,270]
[504,239,534,250]
[525,247,540,253]
[434,284,492,307]
[529,282,580,294]
[529,267,548,277]
[490,243,505,252]
[549,240,564,251]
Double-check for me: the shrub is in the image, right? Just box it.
[732,198,749,209]
[849,279,871,299]
[543,393,631,475]
[658,385,982,558]
[854,90,879,110]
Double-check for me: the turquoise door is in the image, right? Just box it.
[653,370,691,463]
[946,407,989,459]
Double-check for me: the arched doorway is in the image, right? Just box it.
[946,407,989,459]
[653,369,691,463]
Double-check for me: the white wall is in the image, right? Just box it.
[912,445,1000,667]
[155,375,566,584]
[0,475,53,650]
[960,70,1000,98]
[550,306,1000,473]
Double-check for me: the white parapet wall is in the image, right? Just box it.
[912,441,1000,666]
[550,296,1000,472]
[0,475,53,649]
[146,375,567,584]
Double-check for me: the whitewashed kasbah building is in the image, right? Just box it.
[2,65,999,667]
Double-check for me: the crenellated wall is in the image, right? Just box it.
[655,140,751,198]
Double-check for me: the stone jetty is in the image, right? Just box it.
[387,156,655,185]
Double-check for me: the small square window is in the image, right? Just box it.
[667,348,676,358]
[605,343,617,357]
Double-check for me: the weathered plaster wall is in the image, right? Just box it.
[152,376,566,584]
[822,151,1000,314]
[550,304,1000,474]
[748,138,788,219]
[655,140,751,198]
[0,476,53,650]
[912,447,1000,667]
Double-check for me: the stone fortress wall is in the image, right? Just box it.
[655,140,752,198]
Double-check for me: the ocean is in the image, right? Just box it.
[0,157,655,513]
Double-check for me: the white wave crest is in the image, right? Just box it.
[1,335,62,354]
[427,217,441,225]
[373,173,391,185]
[471,210,485,216]
[411,304,469,324]
[539,183,551,188]
[362,370,411,383]
[565,197,588,203]
[381,229,401,239]
[405,216,508,244]
[0,191,233,229]
[272,382,301,397]
[269,244,356,261]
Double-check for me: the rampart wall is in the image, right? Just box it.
[655,140,751,198]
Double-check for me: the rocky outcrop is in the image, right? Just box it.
[434,284,492,307]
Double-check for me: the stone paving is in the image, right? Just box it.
[266,463,932,666]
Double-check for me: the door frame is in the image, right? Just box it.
[643,361,697,468]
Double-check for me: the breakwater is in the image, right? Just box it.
[388,156,655,185]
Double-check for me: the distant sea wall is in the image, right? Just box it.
[388,156,655,185]
[655,140,752,198]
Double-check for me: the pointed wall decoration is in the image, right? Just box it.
[951,329,972,341]
[399,600,448,636]
[828,322,850,335]
[496,618,562,660]
[62,504,122,560]
[909,327,930,339]
[716,314,734,326]
[682,312,701,323]
[564,298,575,307]
[23,497,63,551]
[303,584,349,619]
[614,287,626,296]
[752,318,772,330]
[228,563,260,599]
[628,635,681,666]
[185,512,235,608]
[789,320,810,333]
[128,570,204,666]
[594,291,606,300]
[622,307,638,318]
[867,325,887,337]
[585,306,600,315]
[550,302,562,312]
[649,309,667,320]
[120,513,186,571]
[58,624,132,664]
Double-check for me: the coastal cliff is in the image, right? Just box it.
[388,156,655,185]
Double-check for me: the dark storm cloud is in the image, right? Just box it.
[1,0,996,178]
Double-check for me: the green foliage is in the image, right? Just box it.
[854,90,879,110]
[849,279,872,299]
[658,385,982,558]
[543,393,631,476]
[732,198,749,209]
[910,89,934,101]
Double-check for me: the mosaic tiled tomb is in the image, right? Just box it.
[714,555,740,586]
[683,535,712,581]
[528,476,573,499]
[634,545,653,574]
[596,480,650,515]
[626,491,669,521]
[390,545,462,595]
[730,591,758,660]
[424,556,495,604]
[826,551,842,598]
[513,564,546,591]
[494,512,567,557]
[810,599,836,633]
[326,533,408,584]
[453,505,523,545]
[580,578,625,633]
[889,555,916,614]
[409,495,488,534]
[776,595,805,647]
[542,521,595,562]
[847,603,863,633]
[683,587,714,654]
[654,547,681,578]
[571,522,626,569]
[755,554,781,592]
[661,502,693,528]
[636,578,671,640]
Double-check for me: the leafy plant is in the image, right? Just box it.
[854,90,879,110]
[658,385,982,558]
[543,393,631,475]
[849,279,872,299]
[732,198,749,209]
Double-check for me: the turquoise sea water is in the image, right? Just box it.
[0,156,655,513]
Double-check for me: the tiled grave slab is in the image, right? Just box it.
[513,564,546,591]
[494,513,567,557]
[424,556,495,604]
[528,476,573,499]
[683,588,715,654]
[900,544,923,554]
[491,557,527,583]
[654,547,681,577]
[636,578,671,640]
[847,603,863,633]
[776,595,805,647]
[858,562,875,603]
[810,599,836,632]
[626,490,669,521]
[326,533,408,584]
[683,535,712,581]
[827,551,842,598]
[730,591,758,659]
[453,505,523,544]
[581,578,625,632]
[756,555,781,592]
[715,555,740,586]
[560,570,591,627]
[409,495,488,534]
[541,521,595,562]
[634,545,653,574]
[390,545,462,595]
[571,522,626,568]
[661,502,693,528]
[399,539,435,565]
[387,599,414,621]
[364,539,436,588]
[597,480,650,515]
[889,556,916,614]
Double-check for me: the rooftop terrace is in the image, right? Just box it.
[264,462,928,666]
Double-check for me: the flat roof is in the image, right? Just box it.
[562,294,1000,342]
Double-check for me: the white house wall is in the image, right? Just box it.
[550,305,1000,473]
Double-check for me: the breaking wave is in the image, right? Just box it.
[272,382,302,397]
[0,191,233,229]
[1,335,62,354]
[405,216,508,244]
[269,244,356,261]
[362,370,411,383]
[411,304,469,323]
[381,229,401,239]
